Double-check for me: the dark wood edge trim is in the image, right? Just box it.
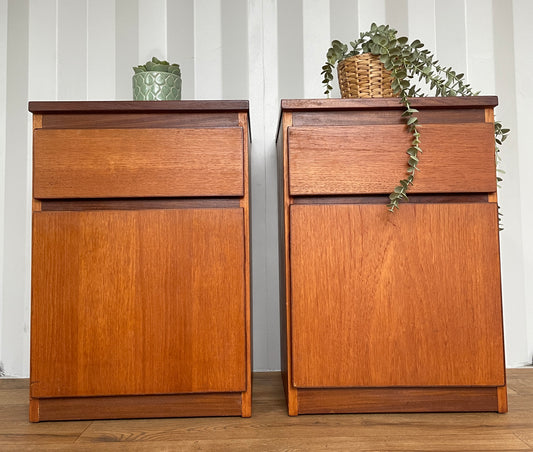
[32,392,243,422]
[29,100,249,113]
[39,198,242,211]
[280,96,498,111]
[276,97,497,142]
[296,386,504,414]
[292,194,490,205]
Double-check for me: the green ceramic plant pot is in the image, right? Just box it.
[132,71,182,100]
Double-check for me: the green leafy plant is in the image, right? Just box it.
[133,56,181,76]
[322,23,510,212]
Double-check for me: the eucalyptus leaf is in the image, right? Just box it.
[321,24,509,214]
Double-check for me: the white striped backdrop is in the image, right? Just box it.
[1,0,532,376]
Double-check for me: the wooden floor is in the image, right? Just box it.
[1,369,532,451]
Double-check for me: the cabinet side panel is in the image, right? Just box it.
[278,112,300,415]
[238,111,251,417]
[290,203,505,388]
[31,208,246,398]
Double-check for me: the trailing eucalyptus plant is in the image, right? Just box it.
[133,56,181,76]
[322,23,509,212]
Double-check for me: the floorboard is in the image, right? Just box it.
[0,369,531,451]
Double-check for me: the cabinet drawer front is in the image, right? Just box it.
[31,208,246,398]
[288,123,496,195]
[33,127,244,198]
[290,203,505,388]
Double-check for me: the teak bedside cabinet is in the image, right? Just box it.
[29,100,251,421]
[277,97,507,415]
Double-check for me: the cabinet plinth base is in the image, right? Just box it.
[289,386,508,415]
[30,392,249,422]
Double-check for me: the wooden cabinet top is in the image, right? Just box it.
[29,100,251,132]
[279,96,497,112]
[28,100,249,114]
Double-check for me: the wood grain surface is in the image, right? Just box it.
[297,386,501,414]
[288,123,496,195]
[31,208,246,398]
[33,127,244,198]
[1,370,532,450]
[289,203,505,388]
[33,393,244,422]
[291,107,486,127]
[40,112,241,129]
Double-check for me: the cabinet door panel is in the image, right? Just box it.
[31,208,246,398]
[290,203,505,388]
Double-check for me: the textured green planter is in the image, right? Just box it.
[132,71,182,100]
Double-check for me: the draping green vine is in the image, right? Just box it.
[322,23,509,212]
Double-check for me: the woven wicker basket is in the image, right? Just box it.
[337,53,397,98]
